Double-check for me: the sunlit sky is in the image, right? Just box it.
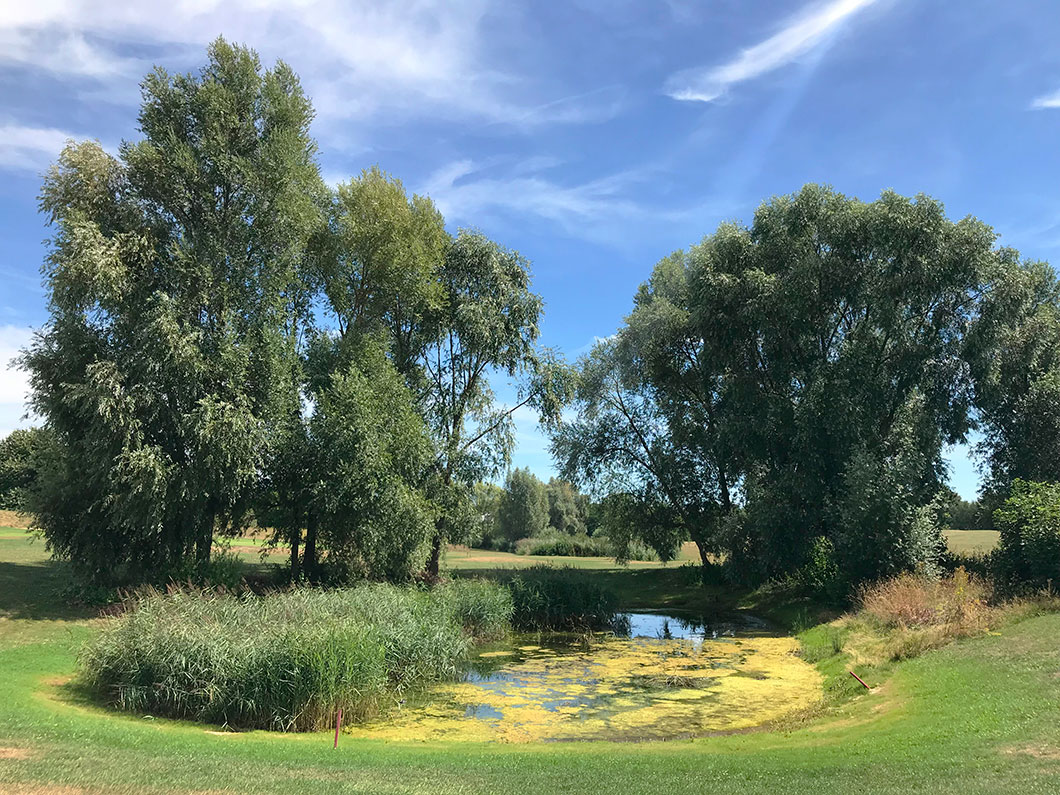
[4,0,1060,499]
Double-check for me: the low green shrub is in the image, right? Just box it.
[516,532,610,557]
[79,580,511,731]
[504,566,621,631]
[992,479,1060,594]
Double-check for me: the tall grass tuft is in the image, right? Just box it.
[504,566,621,631]
[79,580,511,731]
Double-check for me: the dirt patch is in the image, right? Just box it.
[1007,744,1060,760]
[0,747,35,759]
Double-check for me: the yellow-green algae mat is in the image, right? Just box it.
[347,634,821,743]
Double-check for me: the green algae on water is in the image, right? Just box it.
[346,631,821,743]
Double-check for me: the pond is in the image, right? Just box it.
[345,612,821,743]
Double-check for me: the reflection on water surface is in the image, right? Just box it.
[345,612,821,743]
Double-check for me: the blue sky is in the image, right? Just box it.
[2,0,1060,500]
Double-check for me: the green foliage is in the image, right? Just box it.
[25,38,325,584]
[969,259,1060,494]
[515,531,660,561]
[79,580,511,731]
[498,467,548,543]
[940,489,994,530]
[317,166,447,376]
[504,567,622,631]
[469,481,505,548]
[992,479,1060,592]
[0,428,49,511]
[309,339,436,582]
[433,578,514,641]
[795,537,843,600]
[557,184,1038,593]
[517,531,609,557]
[417,232,547,575]
[545,478,586,534]
[598,491,683,564]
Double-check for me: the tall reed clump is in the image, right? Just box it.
[79,580,511,731]
[505,566,621,631]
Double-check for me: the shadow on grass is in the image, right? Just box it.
[0,558,96,622]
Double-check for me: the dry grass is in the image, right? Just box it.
[859,568,991,629]
[0,510,33,529]
[824,569,1060,667]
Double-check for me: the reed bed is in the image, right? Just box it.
[504,566,622,631]
[79,580,512,731]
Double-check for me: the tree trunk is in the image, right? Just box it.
[303,509,318,581]
[691,530,710,568]
[289,524,301,582]
[425,528,443,580]
[195,513,213,566]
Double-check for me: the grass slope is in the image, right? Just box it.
[0,530,1058,793]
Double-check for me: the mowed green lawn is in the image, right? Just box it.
[1,527,1058,794]
[943,529,1001,556]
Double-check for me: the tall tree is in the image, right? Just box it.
[546,478,585,534]
[555,279,737,568]
[470,481,505,547]
[418,231,559,577]
[708,186,999,583]
[498,468,549,543]
[559,184,1022,587]
[967,258,1060,495]
[318,166,448,374]
[24,39,324,584]
[265,168,447,580]
[307,339,436,581]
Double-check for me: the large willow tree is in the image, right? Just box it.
[25,39,324,584]
[557,185,1053,588]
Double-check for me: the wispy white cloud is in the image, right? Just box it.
[1030,89,1060,110]
[665,0,879,103]
[422,158,644,234]
[421,156,729,244]
[0,124,81,173]
[0,0,622,131]
[0,27,146,79]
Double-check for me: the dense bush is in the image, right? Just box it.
[992,479,1060,593]
[504,567,621,631]
[80,580,511,731]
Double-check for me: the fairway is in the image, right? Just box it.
[2,531,1059,794]
[943,529,1001,556]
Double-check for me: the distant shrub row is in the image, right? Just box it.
[513,530,659,561]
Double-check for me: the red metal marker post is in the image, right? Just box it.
[849,670,871,690]
[334,707,343,748]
